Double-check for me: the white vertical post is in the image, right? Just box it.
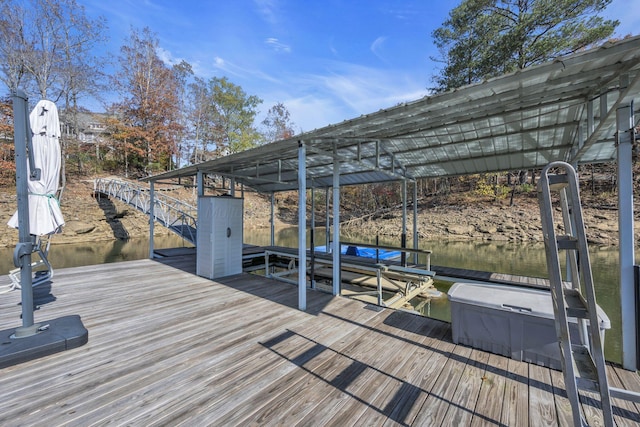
[325,187,330,252]
[401,180,407,266]
[197,170,204,197]
[311,186,315,238]
[310,186,316,289]
[297,141,307,310]
[149,181,155,259]
[617,103,637,370]
[413,180,419,264]
[270,192,275,246]
[332,156,340,296]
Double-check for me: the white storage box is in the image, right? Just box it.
[448,282,610,370]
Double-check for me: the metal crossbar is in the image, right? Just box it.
[94,178,198,245]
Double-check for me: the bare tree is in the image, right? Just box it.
[187,77,211,164]
[0,1,31,92]
[0,0,108,192]
[112,27,183,175]
[171,60,193,169]
[262,102,296,142]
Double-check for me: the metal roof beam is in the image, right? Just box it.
[306,143,413,181]
[573,71,640,162]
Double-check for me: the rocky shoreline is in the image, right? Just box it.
[0,179,637,249]
[340,199,635,247]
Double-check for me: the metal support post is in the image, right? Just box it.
[297,141,307,310]
[413,180,418,264]
[401,180,407,266]
[149,181,155,258]
[310,186,315,289]
[197,171,204,196]
[617,103,637,370]
[325,187,330,252]
[12,90,35,330]
[270,193,275,246]
[332,156,341,296]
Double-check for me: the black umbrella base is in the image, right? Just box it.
[0,315,88,369]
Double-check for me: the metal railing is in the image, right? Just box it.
[94,178,198,245]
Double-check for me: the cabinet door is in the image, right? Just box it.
[196,197,214,278]
[225,198,244,275]
[211,201,231,276]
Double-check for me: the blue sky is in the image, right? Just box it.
[81,0,640,132]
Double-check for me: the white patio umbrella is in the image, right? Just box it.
[8,100,64,235]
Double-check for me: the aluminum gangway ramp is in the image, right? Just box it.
[94,178,197,245]
[538,161,640,427]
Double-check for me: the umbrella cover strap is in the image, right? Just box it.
[29,192,60,206]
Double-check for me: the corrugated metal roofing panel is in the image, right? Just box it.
[146,36,640,193]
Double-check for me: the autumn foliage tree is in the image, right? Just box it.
[111,27,183,176]
[0,96,14,185]
[262,102,296,142]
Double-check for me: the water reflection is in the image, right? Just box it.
[0,227,624,363]
[0,234,192,275]
[244,227,623,364]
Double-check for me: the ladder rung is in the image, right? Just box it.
[610,386,640,403]
[572,344,600,393]
[563,288,589,319]
[548,174,569,190]
[556,235,578,250]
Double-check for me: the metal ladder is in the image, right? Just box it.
[538,161,614,426]
[539,161,640,425]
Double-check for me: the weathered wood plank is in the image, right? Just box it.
[1,253,638,426]
[409,342,474,425]
[219,308,402,425]
[608,365,640,426]
[322,313,439,426]
[470,352,509,426]
[548,366,576,427]
[443,348,492,426]
[528,363,559,426]
[379,321,452,426]
[500,358,529,427]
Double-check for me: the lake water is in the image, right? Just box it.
[0,228,625,363]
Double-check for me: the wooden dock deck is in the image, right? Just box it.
[1,254,639,426]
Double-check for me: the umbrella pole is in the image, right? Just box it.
[11,90,39,336]
[0,92,88,368]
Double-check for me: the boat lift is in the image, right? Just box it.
[262,242,438,309]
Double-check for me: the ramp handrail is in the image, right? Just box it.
[94,178,197,245]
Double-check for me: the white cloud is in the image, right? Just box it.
[370,36,387,61]
[255,61,429,131]
[265,38,292,53]
[259,93,348,133]
[315,63,427,115]
[156,46,184,66]
[212,56,247,79]
[254,0,280,26]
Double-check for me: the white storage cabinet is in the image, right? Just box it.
[196,196,243,279]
